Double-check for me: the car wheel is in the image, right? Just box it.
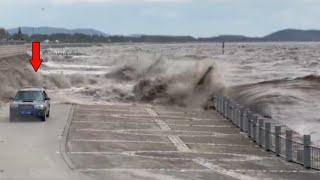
[41,115,46,122]
[46,110,50,118]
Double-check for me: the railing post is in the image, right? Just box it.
[286,130,293,162]
[235,105,239,126]
[239,107,243,131]
[216,97,219,111]
[219,97,222,113]
[218,96,222,114]
[303,135,311,169]
[243,108,249,133]
[247,111,252,138]
[230,102,233,121]
[237,106,242,128]
[233,104,236,124]
[229,102,232,121]
[252,115,257,142]
[265,122,271,151]
[258,119,264,146]
[221,97,226,117]
[275,126,281,156]
[234,104,238,126]
[224,99,228,118]
[225,100,229,119]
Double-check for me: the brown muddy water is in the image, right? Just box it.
[1,42,320,144]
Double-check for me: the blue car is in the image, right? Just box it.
[10,88,51,122]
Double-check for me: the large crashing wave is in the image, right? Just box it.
[226,74,320,124]
[106,56,225,107]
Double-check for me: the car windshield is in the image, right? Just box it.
[15,91,43,101]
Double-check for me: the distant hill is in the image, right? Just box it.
[199,29,320,42]
[263,29,320,41]
[8,27,107,36]
[5,27,320,42]
[198,35,262,42]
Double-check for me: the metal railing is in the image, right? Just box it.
[212,96,320,170]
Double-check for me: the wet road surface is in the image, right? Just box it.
[66,104,320,180]
[0,104,87,180]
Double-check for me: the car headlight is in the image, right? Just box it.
[35,104,44,109]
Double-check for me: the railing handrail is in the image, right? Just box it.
[211,95,319,170]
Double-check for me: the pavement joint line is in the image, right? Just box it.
[75,128,237,134]
[77,168,320,174]
[74,115,152,120]
[163,119,226,122]
[74,116,225,122]
[145,108,193,153]
[74,131,239,137]
[72,121,234,128]
[158,116,215,121]
[77,168,207,172]
[168,135,192,152]
[70,139,248,147]
[153,108,207,113]
[76,109,146,113]
[185,143,250,147]
[73,129,240,137]
[155,111,198,115]
[69,151,275,162]
[69,150,274,159]
[192,158,256,180]
[77,111,217,121]
[74,113,225,121]
[70,139,171,144]
[75,114,152,118]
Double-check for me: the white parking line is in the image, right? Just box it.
[72,121,234,128]
[77,168,320,174]
[70,139,171,144]
[75,128,237,135]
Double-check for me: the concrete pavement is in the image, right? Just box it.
[0,45,27,58]
[0,104,87,180]
[66,104,320,180]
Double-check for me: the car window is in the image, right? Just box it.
[15,91,44,101]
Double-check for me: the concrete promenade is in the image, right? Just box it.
[65,104,320,180]
[0,45,27,58]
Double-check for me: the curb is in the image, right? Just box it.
[59,104,76,170]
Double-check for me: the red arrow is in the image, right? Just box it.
[29,42,43,72]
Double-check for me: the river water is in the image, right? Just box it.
[39,42,320,144]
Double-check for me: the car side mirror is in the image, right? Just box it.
[45,97,51,101]
[9,97,14,101]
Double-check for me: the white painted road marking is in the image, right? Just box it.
[145,108,192,152]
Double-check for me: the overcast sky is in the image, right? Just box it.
[1,0,320,37]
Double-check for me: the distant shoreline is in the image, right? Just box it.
[3,27,320,43]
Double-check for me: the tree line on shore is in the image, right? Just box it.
[0,27,197,43]
[2,27,320,43]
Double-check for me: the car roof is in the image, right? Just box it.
[19,88,45,92]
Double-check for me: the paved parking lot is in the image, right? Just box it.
[66,104,320,180]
